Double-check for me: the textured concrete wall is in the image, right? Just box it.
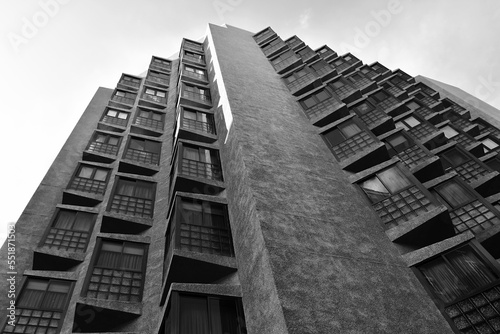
[209,24,453,333]
[0,87,112,324]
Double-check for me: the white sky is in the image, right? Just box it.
[1,0,500,245]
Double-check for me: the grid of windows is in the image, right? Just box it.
[179,144,223,181]
[134,109,164,131]
[87,133,121,156]
[112,90,136,105]
[142,87,167,104]
[1,278,71,334]
[440,148,490,182]
[183,50,205,64]
[108,178,155,218]
[68,165,109,194]
[124,137,161,165]
[147,70,170,86]
[183,65,207,81]
[119,76,141,88]
[101,108,129,127]
[85,240,146,302]
[182,109,216,134]
[42,209,94,252]
[183,84,211,103]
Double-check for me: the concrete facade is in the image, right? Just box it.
[2,24,500,334]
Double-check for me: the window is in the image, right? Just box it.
[441,125,459,139]
[384,133,414,156]
[370,90,390,104]
[310,59,329,71]
[405,101,421,111]
[395,116,421,131]
[283,68,308,84]
[124,137,161,165]
[184,50,205,63]
[109,178,155,217]
[183,84,211,102]
[161,293,247,334]
[440,147,469,171]
[152,57,171,70]
[85,240,146,302]
[360,166,412,203]
[135,108,164,131]
[68,164,109,194]
[103,108,129,123]
[120,76,141,87]
[299,89,331,109]
[172,198,234,256]
[87,133,121,155]
[112,90,136,105]
[184,65,206,79]
[432,179,475,209]
[147,70,170,85]
[481,137,499,153]
[18,278,71,310]
[179,144,222,181]
[43,209,95,252]
[352,101,375,116]
[143,87,167,103]
[323,121,362,147]
[182,108,215,134]
[485,157,500,172]
[419,245,498,303]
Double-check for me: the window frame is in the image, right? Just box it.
[17,277,73,312]
[358,164,414,204]
[322,119,363,148]
[431,178,476,210]
[383,131,415,156]
[299,88,332,109]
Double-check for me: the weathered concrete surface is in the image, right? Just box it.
[209,24,453,334]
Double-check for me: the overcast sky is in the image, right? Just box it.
[1,0,500,245]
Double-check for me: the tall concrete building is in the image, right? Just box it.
[2,24,500,334]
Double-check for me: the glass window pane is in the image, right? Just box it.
[152,113,163,121]
[355,102,373,115]
[180,295,209,334]
[95,134,107,143]
[118,112,128,119]
[395,121,409,131]
[316,91,330,102]
[435,180,474,208]
[107,110,118,117]
[116,179,135,196]
[108,137,119,146]
[302,96,316,109]
[482,138,499,150]
[406,101,420,111]
[157,91,166,98]
[442,126,459,139]
[183,146,200,161]
[441,148,469,168]
[130,138,145,151]
[339,122,361,138]
[145,88,155,95]
[378,167,412,193]
[405,116,420,128]
[360,176,390,203]
[54,210,75,229]
[387,134,411,153]
[79,166,94,179]
[93,169,108,181]
[324,128,345,147]
[73,212,94,231]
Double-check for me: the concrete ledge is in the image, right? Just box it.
[423,171,458,189]
[23,270,78,281]
[77,298,142,316]
[402,231,474,267]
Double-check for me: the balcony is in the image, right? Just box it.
[43,226,90,252]
[101,114,128,128]
[180,86,212,109]
[111,94,136,107]
[182,117,215,134]
[108,193,153,218]
[124,147,160,165]
[253,27,277,45]
[134,115,164,132]
[68,176,107,195]
[262,38,288,58]
[182,53,206,66]
[87,141,119,156]
[140,92,167,105]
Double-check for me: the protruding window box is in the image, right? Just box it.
[175,106,217,143]
[107,177,156,218]
[82,238,148,303]
[410,90,443,110]
[180,83,212,109]
[473,117,500,142]
[367,88,403,114]
[435,144,492,183]
[134,107,165,132]
[349,99,393,135]
[169,142,224,197]
[326,76,362,104]
[427,174,500,235]
[40,208,96,253]
[441,108,474,132]
[320,115,390,171]
[329,53,362,75]
[150,56,172,73]
[410,241,500,334]
[297,86,349,127]
[180,64,208,85]
[110,89,137,109]
[181,50,206,66]
[160,289,246,334]
[146,69,170,89]
[117,74,141,92]
[182,39,204,53]
[353,161,439,230]
[391,69,416,88]
[1,277,73,334]
[316,45,338,61]
[261,37,288,58]
[123,136,161,166]
[379,80,408,100]
[270,50,302,74]
[309,58,337,81]
[84,131,122,163]
[139,87,167,108]
[284,35,305,50]
[437,121,479,149]
[100,107,130,128]
[67,163,110,196]
[282,65,321,96]
[379,129,433,170]
[345,71,378,94]
[393,111,439,143]
[253,26,277,45]
[296,45,319,63]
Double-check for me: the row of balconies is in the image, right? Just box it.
[254,27,500,334]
